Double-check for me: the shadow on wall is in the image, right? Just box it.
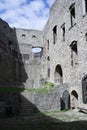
[0,27,28,117]
[0,94,87,130]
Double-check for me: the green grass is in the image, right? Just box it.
[0,82,54,93]
[24,88,49,93]
[0,87,24,92]
[43,109,61,115]
[0,87,50,93]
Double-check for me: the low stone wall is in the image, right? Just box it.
[20,90,60,112]
[34,91,60,111]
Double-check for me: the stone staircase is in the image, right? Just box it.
[19,95,38,116]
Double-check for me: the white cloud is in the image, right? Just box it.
[0,0,55,30]
[47,0,55,7]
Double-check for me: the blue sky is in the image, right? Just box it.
[0,0,55,30]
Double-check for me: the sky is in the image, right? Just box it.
[0,0,55,30]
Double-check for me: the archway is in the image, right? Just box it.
[82,75,87,104]
[61,90,70,110]
[54,64,63,84]
[71,90,78,109]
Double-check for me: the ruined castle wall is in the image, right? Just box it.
[43,0,87,108]
[15,29,45,88]
[0,19,24,117]
[0,19,21,85]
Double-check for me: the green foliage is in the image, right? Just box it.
[44,81,54,90]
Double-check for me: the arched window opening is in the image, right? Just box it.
[54,64,63,84]
[69,3,76,27]
[61,90,70,110]
[22,34,26,39]
[82,75,87,104]
[32,47,43,58]
[32,35,36,39]
[53,25,57,44]
[70,41,78,66]
[71,90,78,109]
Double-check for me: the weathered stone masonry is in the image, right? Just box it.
[0,0,87,116]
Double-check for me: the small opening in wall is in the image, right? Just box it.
[84,0,87,14]
[22,34,26,38]
[53,25,57,44]
[47,40,49,49]
[70,41,78,66]
[61,23,65,41]
[32,35,36,39]
[69,3,76,27]
[85,33,87,41]
[47,56,50,61]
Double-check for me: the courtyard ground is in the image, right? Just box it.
[0,109,87,130]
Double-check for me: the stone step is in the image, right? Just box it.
[21,103,34,107]
[20,102,38,116]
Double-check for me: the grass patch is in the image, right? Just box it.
[0,82,54,93]
[0,87,24,92]
[43,109,61,115]
[24,88,49,93]
[0,87,48,93]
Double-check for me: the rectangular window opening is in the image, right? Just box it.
[47,40,49,49]
[61,24,65,41]
[70,3,76,27]
[85,0,87,13]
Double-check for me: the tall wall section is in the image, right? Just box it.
[43,0,87,109]
[15,28,46,88]
[0,19,25,117]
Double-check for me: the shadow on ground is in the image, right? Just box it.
[0,93,87,130]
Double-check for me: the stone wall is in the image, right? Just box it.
[15,28,46,88]
[0,0,87,115]
[43,0,87,109]
[20,89,60,112]
[0,19,26,117]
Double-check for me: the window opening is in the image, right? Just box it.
[69,3,76,27]
[53,25,57,44]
